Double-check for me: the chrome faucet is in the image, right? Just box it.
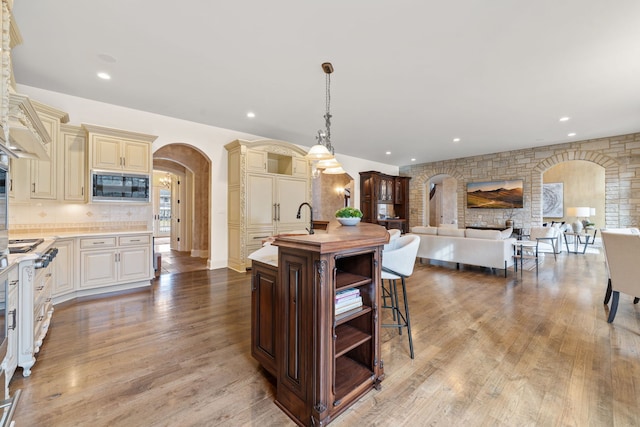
[296,202,314,234]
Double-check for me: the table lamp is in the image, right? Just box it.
[567,206,591,232]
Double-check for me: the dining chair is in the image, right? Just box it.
[600,231,640,323]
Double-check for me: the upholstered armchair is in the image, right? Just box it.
[601,231,640,323]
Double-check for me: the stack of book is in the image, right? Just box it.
[335,287,363,315]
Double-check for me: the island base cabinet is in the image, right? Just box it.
[250,261,278,377]
[272,243,383,426]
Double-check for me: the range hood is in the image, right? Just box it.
[3,92,52,160]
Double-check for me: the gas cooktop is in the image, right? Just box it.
[8,238,44,254]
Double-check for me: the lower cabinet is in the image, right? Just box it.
[50,232,153,305]
[2,264,19,388]
[79,234,151,289]
[53,238,75,297]
[250,261,277,376]
[18,252,54,377]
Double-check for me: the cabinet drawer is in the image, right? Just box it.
[119,235,151,246]
[80,237,117,249]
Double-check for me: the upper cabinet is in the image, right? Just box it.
[9,100,69,201]
[59,124,86,202]
[83,124,157,174]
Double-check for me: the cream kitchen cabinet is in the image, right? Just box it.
[10,101,69,201]
[225,139,311,272]
[83,124,157,174]
[79,234,152,290]
[1,264,19,387]
[52,238,75,298]
[58,124,87,202]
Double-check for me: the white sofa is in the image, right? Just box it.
[410,226,516,276]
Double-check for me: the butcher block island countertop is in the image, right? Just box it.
[272,220,389,253]
[251,220,389,426]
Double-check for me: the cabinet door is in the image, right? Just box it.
[251,262,278,376]
[80,249,118,288]
[118,246,151,282]
[53,239,75,297]
[29,113,58,199]
[121,139,150,173]
[247,150,267,173]
[292,157,308,178]
[4,266,19,385]
[60,127,86,202]
[277,250,313,419]
[91,135,122,171]
[276,177,308,230]
[247,174,276,229]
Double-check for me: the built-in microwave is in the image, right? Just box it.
[91,170,150,202]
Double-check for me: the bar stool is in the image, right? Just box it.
[381,234,420,358]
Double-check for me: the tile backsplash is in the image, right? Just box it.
[9,202,152,234]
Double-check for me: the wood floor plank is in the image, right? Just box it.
[9,247,640,426]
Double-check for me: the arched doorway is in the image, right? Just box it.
[542,160,605,230]
[428,174,458,227]
[153,144,211,268]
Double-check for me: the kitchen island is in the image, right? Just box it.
[251,220,388,426]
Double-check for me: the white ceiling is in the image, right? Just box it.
[10,1,640,167]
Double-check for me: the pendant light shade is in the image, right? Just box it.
[316,157,341,169]
[322,165,347,174]
[306,143,333,160]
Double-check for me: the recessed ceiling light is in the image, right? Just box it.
[411,158,416,162]
[453,138,460,142]
[97,72,111,80]
[568,132,576,137]
[385,151,391,155]
[246,112,255,118]
[559,117,570,122]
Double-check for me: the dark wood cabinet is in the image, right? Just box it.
[360,171,411,233]
[251,261,278,376]
[251,222,387,426]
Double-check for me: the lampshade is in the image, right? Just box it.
[305,144,334,161]
[316,157,341,169]
[567,206,591,217]
[322,165,346,175]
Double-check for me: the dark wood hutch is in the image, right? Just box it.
[359,171,411,233]
[251,221,389,426]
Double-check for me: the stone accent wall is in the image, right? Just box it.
[400,132,640,231]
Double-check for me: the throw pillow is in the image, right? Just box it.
[500,227,513,239]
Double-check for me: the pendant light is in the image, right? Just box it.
[305,63,346,175]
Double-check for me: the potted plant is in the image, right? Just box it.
[335,207,363,226]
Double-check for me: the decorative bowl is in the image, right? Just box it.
[337,217,361,226]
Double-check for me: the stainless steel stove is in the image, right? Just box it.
[8,238,44,254]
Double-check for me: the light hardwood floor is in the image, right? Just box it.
[10,247,640,426]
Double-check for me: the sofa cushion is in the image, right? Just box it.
[437,227,466,237]
[465,228,502,240]
[411,226,437,235]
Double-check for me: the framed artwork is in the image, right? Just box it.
[466,179,523,208]
[543,183,563,217]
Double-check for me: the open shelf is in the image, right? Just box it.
[335,271,372,290]
[335,324,371,357]
[335,305,371,325]
[334,355,374,404]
